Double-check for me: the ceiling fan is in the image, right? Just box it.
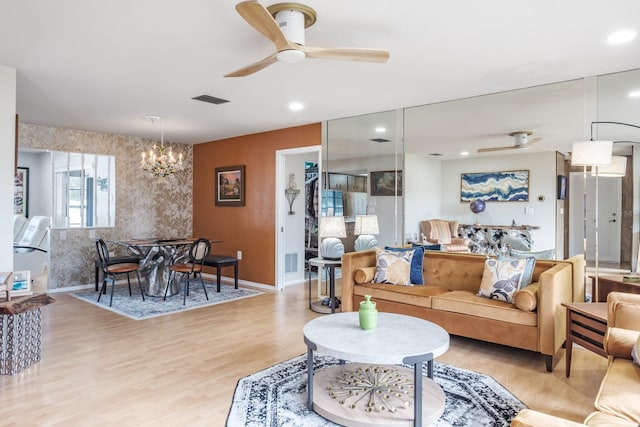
[224,1,390,77]
[477,131,543,153]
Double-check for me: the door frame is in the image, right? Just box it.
[275,145,322,291]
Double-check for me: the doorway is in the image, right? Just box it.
[569,166,631,271]
[275,146,322,290]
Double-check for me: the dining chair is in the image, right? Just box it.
[95,238,145,307]
[165,238,210,305]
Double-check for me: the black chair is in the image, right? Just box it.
[94,249,141,292]
[203,255,239,292]
[165,238,211,305]
[95,238,145,307]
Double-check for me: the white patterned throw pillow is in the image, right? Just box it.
[373,248,413,286]
[477,258,527,303]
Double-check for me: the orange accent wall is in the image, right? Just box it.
[193,123,321,286]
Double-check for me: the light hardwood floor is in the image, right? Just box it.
[1,280,607,426]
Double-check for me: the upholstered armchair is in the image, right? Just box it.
[14,216,51,277]
[419,219,470,252]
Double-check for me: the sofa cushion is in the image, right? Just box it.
[385,245,424,284]
[498,254,535,287]
[354,267,376,284]
[594,357,640,423]
[510,248,556,260]
[513,283,538,312]
[431,290,537,326]
[478,257,528,303]
[584,411,639,426]
[633,335,640,366]
[374,248,413,286]
[354,283,451,308]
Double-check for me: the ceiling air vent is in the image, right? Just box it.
[192,95,230,105]
[369,138,390,143]
[429,153,443,157]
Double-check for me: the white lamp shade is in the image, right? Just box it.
[591,155,627,177]
[354,215,379,236]
[319,216,347,238]
[571,140,613,166]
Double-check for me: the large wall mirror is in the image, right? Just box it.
[324,68,640,272]
[324,109,404,250]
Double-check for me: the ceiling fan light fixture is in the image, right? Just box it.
[272,8,306,44]
[277,49,306,63]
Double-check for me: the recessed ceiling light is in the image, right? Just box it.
[629,90,640,98]
[289,102,304,111]
[375,127,386,133]
[607,29,637,44]
[460,151,470,156]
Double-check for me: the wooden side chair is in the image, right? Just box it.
[165,238,211,305]
[95,238,145,307]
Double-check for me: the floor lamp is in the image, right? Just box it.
[571,140,612,302]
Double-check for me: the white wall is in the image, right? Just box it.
[1,66,16,271]
[440,151,558,251]
[404,153,442,241]
[17,151,53,217]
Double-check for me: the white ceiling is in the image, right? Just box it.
[1,0,639,149]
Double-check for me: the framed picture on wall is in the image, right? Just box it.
[370,170,403,196]
[11,270,32,297]
[460,170,529,202]
[557,175,567,200]
[14,166,29,217]
[215,165,245,206]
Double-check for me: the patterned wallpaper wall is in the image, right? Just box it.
[19,123,193,290]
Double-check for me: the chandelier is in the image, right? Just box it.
[140,115,184,179]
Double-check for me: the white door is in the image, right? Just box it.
[570,172,621,263]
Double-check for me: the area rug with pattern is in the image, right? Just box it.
[226,354,525,426]
[72,282,263,320]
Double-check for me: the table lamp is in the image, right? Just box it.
[354,215,379,251]
[319,216,346,260]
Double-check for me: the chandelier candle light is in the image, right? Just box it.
[141,115,184,179]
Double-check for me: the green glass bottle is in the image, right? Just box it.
[359,295,377,330]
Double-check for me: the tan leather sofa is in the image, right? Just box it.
[341,250,585,372]
[511,292,640,426]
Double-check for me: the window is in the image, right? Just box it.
[52,151,115,228]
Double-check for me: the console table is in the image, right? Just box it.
[458,224,540,255]
[589,274,640,302]
[0,293,55,375]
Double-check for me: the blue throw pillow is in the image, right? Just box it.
[497,254,535,288]
[384,246,424,285]
[412,243,441,251]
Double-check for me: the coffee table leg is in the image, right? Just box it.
[307,346,314,410]
[414,361,422,427]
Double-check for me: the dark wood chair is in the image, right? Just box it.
[94,252,141,292]
[95,238,145,307]
[203,255,239,292]
[165,238,211,305]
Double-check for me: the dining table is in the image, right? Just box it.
[115,238,220,297]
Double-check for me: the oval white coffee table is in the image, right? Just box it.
[303,312,450,427]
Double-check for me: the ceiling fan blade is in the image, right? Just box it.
[477,146,518,153]
[224,53,278,77]
[235,1,295,51]
[299,45,390,63]
[527,137,543,146]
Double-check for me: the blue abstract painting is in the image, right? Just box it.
[461,170,529,202]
